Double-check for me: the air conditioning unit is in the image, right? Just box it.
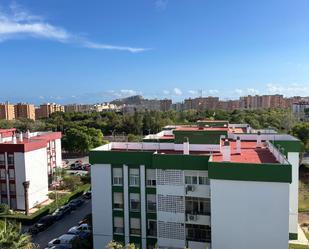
[188,214,197,221]
[186,185,195,192]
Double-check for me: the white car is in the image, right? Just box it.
[48,234,77,248]
[67,223,91,235]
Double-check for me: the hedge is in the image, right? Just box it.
[0,184,90,225]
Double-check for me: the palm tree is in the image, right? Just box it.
[0,219,37,249]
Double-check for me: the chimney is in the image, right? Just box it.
[26,130,31,139]
[236,136,241,154]
[12,134,17,144]
[19,132,23,142]
[222,139,231,161]
[183,137,189,155]
[256,131,262,148]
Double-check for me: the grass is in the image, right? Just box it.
[299,165,309,212]
[289,244,309,249]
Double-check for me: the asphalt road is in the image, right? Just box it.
[31,198,92,248]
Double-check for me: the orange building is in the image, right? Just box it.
[14,103,35,120]
[0,102,15,120]
[35,103,64,119]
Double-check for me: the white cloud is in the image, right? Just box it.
[0,3,147,53]
[188,90,197,95]
[173,88,182,96]
[234,89,243,95]
[247,88,259,95]
[208,89,219,95]
[266,83,309,96]
[163,90,170,95]
[155,0,169,11]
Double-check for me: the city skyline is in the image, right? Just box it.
[0,0,309,104]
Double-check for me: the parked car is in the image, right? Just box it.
[83,190,91,199]
[75,160,83,164]
[68,198,84,210]
[46,245,69,249]
[52,205,72,220]
[48,234,77,248]
[68,223,92,234]
[70,163,82,170]
[28,215,55,234]
[82,163,91,171]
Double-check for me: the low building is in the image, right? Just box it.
[90,120,300,249]
[0,129,62,211]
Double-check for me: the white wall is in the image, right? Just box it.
[211,179,289,249]
[123,165,130,245]
[140,165,147,249]
[55,138,62,168]
[14,152,26,210]
[288,152,299,235]
[92,164,113,249]
[24,148,49,209]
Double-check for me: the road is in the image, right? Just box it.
[31,198,92,248]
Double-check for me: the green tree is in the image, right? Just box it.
[293,122,309,152]
[0,220,36,249]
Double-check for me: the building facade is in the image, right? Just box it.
[14,103,36,120]
[90,121,300,249]
[0,128,62,211]
[0,102,15,120]
[36,103,64,119]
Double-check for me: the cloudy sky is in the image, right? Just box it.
[0,0,308,104]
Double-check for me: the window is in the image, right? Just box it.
[0,169,6,180]
[0,154,4,166]
[1,183,7,194]
[146,169,156,187]
[113,168,123,185]
[147,220,157,237]
[186,224,211,242]
[7,154,14,165]
[130,193,140,211]
[129,168,140,186]
[9,183,15,195]
[130,218,141,235]
[185,197,210,216]
[147,194,156,213]
[113,192,124,209]
[185,176,197,185]
[9,169,15,180]
[198,176,210,185]
[113,217,124,234]
[1,197,8,205]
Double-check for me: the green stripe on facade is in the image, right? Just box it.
[289,233,298,240]
[113,210,124,217]
[146,213,157,220]
[113,235,125,244]
[152,154,209,170]
[174,130,227,144]
[209,162,292,183]
[90,150,153,165]
[271,140,302,156]
[146,188,156,194]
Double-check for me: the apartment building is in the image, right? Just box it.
[160,99,172,111]
[0,102,15,120]
[35,103,64,119]
[14,103,36,120]
[0,129,62,212]
[184,97,219,111]
[90,120,300,249]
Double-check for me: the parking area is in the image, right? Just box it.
[30,197,91,248]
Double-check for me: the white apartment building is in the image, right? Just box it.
[90,120,301,249]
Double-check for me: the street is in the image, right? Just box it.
[31,198,92,248]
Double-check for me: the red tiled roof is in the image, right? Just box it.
[212,140,278,164]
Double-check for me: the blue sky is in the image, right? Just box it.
[0,0,308,104]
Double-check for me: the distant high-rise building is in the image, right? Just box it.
[35,103,64,119]
[0,102,15,120]
[14,103,35,120]
[160,99,172,111]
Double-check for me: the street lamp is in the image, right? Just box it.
[22,181,30,216]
